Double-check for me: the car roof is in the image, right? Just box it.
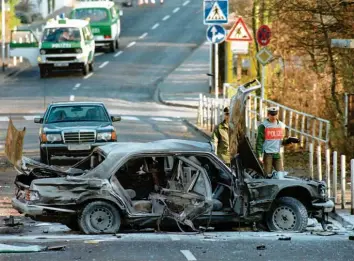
[99,139,213,157]
[74,1,115,9]
[44,18,89,29]
[49,102,105,106]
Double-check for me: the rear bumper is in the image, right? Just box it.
[94,40,114,47]
[40,142,114,157]
[12,198,43,216]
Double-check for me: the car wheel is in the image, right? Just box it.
[40,149,51,165]
[266,197,308,232]
[39,68,47,78]
[89,61,94,72]
[78,201,121,234]
[109,40,117,53]
[82,63,89,75]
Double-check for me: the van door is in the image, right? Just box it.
[9,30,39,66]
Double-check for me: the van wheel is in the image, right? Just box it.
[39,68,47,78]
[109,40,118,52]
[89,61,94,72]
[266,197,308,232]
[82,63,89,75]
[78,201,121,234]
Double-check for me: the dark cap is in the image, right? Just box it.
[223,107,229,113]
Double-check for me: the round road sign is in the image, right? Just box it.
[257,25,271,46]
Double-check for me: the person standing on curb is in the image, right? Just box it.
[211,107,230,166]
[256,107,299,177]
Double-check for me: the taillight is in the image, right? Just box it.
[104,35,111,39]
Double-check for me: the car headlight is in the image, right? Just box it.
[97,132,112,141]
[40,49,46,55]
[76,48,82,53]
[28,190,40,201]
[46,133,62,142]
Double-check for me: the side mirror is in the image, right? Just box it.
[111,116,121,122]
[34,117,43,124]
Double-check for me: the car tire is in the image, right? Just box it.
[40,149,51,165]
[82,63,89,75]
[78,201,121,234]
[109,40,117,53]
[89,61,94,72]
[39,68,47,78]
[266,196,308,232]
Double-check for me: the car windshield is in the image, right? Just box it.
[42,27,81,43]
[45,105,110,123]
[71,8,110,23]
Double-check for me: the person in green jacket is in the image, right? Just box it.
[256,107,299,177]
[211,107,230,165]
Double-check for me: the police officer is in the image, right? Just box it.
[211,107,230,166]
[256,107,299,177]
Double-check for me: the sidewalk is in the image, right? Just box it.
[157,42,212,108]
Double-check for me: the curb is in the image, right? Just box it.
[157,89,199,109]
[329,211,354,229]
[182,119,211,140]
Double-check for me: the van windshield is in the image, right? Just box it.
[72,8,110,23]
[42,27,81,42]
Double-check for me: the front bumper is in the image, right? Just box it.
[39,62,85,70]
[40,142,114,157]
[312,199,335,212]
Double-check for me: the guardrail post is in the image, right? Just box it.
[211,99,215,130]
[317,145,322,181]
[198,93,203,126]
[245,97,250,138]
[300,115,305,147]
[288,111,293,137]
[207,98,211,131]
[333,151,338,204]
[351,159,354,215]
[19,37,23,63]
[341,155,346,209]
[325,149,331,197]
[309,143,314,179]
[203,95,207,128]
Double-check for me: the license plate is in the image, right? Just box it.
[54,63,69,67]
[68,144,91,151]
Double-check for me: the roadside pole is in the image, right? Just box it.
[215,43,219,99]
[1,0,6,71]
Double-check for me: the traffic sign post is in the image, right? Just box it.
[256,47,273,102]
[204,0,229,25]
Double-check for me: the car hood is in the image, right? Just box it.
[228,80,265,176]
[43,121,112,131]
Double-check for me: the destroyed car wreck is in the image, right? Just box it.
[11,81,334,234]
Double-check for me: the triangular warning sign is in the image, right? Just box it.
[206,2,226,21]
[226,17,253,42]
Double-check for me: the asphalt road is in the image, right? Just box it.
[0,0,205,153]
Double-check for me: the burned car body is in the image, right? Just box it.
[11,82,334,234]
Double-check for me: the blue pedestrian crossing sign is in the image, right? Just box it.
[204,0,228,25]
[206,25,226,44]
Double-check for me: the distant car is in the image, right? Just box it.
[34,102,121,164]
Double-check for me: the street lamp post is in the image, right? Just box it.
[1,0,6,71]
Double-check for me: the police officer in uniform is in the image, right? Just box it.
[211,107,230,166]
[256,107,299,177]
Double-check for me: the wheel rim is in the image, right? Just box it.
[88,206,113,232]
[272,206,297,231]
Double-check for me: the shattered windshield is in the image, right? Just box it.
[42,27,81,43]
[45,105,110,123]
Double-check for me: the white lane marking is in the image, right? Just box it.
[139,32,148,39]
[170,235,180,241]
[173,7,180,13]
[94,53,103,57]
[0,116,9,122]
[127,41,136,48]
[99,61,109,69]
[24,116,39,121]
[162,15,170,21]
[182,0,190,6]
[83,72,93,79]
[114,51,123,57]
[73,83,81,90]
[120,116,140,121]
[151,117,173,122]
[69,95,75,101]
[151,23,159,30]
[180,250,197,261]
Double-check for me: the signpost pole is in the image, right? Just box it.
[1,0,6,71]
[209,43,213,91]
[215,43,219,99]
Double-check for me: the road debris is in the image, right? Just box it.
[0,243,66,253]
[46,245,66,251]
[278,237,291,241]
[4,216,23,227]
[256,245,266,250]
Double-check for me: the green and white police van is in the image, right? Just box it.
[10,18,95,78]
[70,0,122,52]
